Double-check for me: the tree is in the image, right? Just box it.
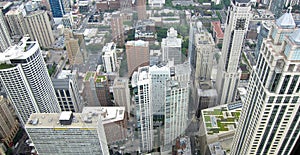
[156,27,168,42]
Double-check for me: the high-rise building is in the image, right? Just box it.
[25,112,109,154]
[126,40,150,76]
[0,96,19,146]
[113,77,131,117]
[194,24,215,81]
[94,75,112,106]
[5,7,27,37]
[136,0,147,20]
[268,0,285,18]
[24,10,55,48]
[64,28,84,65]
[111,12,125,47]
[216,0,251,105]
[231,11,300,155]
[49,0,65,18]
[254,21,272,59]
[132,66,153,153]
[163,62,190,150]
[162,27,183,65]
[0,9,11,52]
[102,42,117,73]
[52,70,83,112]
[83,71,100,106]
[0,38,60,124]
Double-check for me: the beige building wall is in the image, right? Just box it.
[24,10,54,48]
[6,9,28,36]
[111,13,125,47]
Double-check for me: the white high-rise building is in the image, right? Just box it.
[102,42,117,73]
[194,22,215,81]
[216,0,251,105]
[162,27,182,65]
[25,112,109,155]
[132,66,153,153]
[231,12,300,155]
[0,38,60,124]
[113,77,131,117]
[0,10,12,52]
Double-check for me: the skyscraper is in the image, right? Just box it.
[25,112,109,154]
[132,66,153,153]
[136,0,147,20]
[0,38,60,124]
[231,11,300,155]
[216,0,251,105]
[52,70,83,112]
[268,0,285,18]
[102,42,117,73]
[111,12,125,47]
[161,27,183,65]
[64,28,84,65]
[49,0,65,18]
[113,77,131,117]
[126,40,150,76]
[24,10,55,48]
[5,7,28,37]
[0,9,11,52]
[0,96,19,146]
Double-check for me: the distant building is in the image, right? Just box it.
[102,42,117,73]
[135,19,156,42]
[196,81,218,115]
[126,40,150,76]
[82,107,127,144]
[268,0,285,18]
[113,77,131,117]
[174,136,192,155]
[0,38,60,125]
[148,0,165,8]
[52,70,83,112]
[0,96,19,146]
[5,7,27,37]
[25,112,109,154]
[64,28,84,65]
[162,27,182,65]
[136,0,147,20]
[78,1,89,14]
[0,9,11,52]
[254,21,272,59]
[83,71,100,106]
[94,75,112,106]
[49,0,65,17]
[211,21,224,45]
[111,12,125,47]
[24,10,55,48]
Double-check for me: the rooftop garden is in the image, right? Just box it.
[95,75,107,83]
[0,63,15,69]
[84,72,95,81]
[203,106,241,134]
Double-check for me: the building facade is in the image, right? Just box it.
[25,112,109,154]
[0,96,19,146]
[216,0,251,105]
[0,38,60,124]
[49,0,65,18]
[113,77,131,117]
[126,40,150,76]
[24,10,55,48]
[136,0,147,20]
[5,8,27,37]
[111,12,125,47]
[52,70,83,112]
[0,9,11,52]
[102,42,117,73]
[64,29,84,65]
[231,12,300,155]
[161,27,182,65]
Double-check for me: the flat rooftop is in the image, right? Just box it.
[211,21,224,39]
[202,102,242,135]
[25,112,100,128]
[82,106,125,124]
[84,71,96,81]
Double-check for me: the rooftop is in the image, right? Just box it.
[126,40,149,47]
[25,112,100,128]
[211,21,224,38]
[276,12,296,29]
[82,107,125,124]
[95,75,107,83]
[84,71,96,81]
[202,103,242,135]
[102,42,116,53]
[57,70,74,79]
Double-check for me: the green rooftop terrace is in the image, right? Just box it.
[84,72,95,81]
[95,75,107,83]
[202,105,241,135]
[0,63,15,69]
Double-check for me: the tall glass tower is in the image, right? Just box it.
[49,0,65,18]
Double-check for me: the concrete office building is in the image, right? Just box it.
[64,28,84,65]
[194,23,215,81]
[162,27,182,65]
[102,42,117,73]
[126,40,150,76]
[216,0,251,105]
[132,66,153,153]
[25,112,109,154]
[24,10,55,48]
[113,77,131,117]
[231,11,300,155]
[52,70,83,112]
[0,9,11,52]
[0,38,60,125]
[111,12,125,47]
[5,7,27,37]
[82,106,127,144]
[0,96,19,146]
